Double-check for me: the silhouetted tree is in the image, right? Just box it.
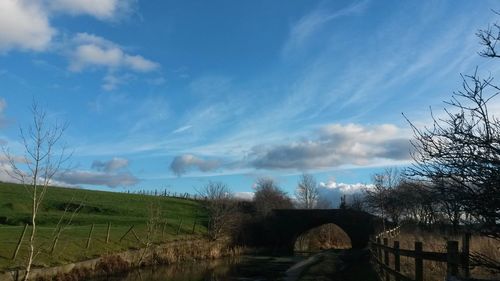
[404,16,500,239]
[405,70,500,239]
[346,193,365,211]
[338,194,347,209]
[364,168,403,225]
[253,177,293,216]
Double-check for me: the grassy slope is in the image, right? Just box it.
[0,182,207,271]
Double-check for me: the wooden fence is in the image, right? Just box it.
[7,217,202,262]
[376,225,401,239]
[370,233,471,281]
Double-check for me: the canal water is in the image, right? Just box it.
[99,255,306,281]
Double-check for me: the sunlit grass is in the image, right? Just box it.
[0,182,207,271]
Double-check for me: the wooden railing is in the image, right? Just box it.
[370,233,471,281]
[376,225,402,239]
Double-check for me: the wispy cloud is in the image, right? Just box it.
[172,125,192,134]
[282,0,369,57]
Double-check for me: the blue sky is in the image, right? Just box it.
[1,0,499,199]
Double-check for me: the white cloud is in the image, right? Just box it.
[317,179,373,208]
[69,33,159,73]
[0,0,134,53]
[91,157,129,172]
[0,0,55,52]
[170,154,220,176]
[234,191,254,201]
[165,123,411,176]
[124,55,159,72]
[250,123,411,170]
[50,0,129,20]
[0,161,20,184]
[319,180,373,194]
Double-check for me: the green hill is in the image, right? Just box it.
[0,182,207,271]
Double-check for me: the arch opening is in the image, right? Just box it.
[293,223,352,253]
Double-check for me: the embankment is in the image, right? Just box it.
[0,238,242,281]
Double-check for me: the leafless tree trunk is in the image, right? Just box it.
[3,102,70,281]
[295,173,319,209]
[197,181,236,241]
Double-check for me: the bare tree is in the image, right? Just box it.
[404,69,500,239]
[253,177,293,216]
[364,168,403,226]
[346,193,365,211]
[432,179,463,231]
[197,181,236,241]
[316,195,334,209]
[295,173,319,209]
[3,102,70,281]
[477,12,500,59]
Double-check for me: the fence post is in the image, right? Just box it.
[161,220,167,239]
[415,241,423,281]
[376,237,382,273]
[462,233,470,278]
[131,228,141,243]
[447,240,459,278]
[383,238,389,281]
[191,219,197,234]
[176,219,183,235]
[12,224,28,260]
[86,224,94,249]
[120,225,135,242]
[394,241,401,281]
[106,222,111,244]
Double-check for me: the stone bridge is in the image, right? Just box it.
[241,209,376,254]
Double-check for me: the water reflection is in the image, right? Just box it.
[101,255,305,281]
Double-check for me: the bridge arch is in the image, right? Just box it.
[294,223,352,252]
[252,209,375,253]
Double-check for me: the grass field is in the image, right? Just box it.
[0,182,208,271]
